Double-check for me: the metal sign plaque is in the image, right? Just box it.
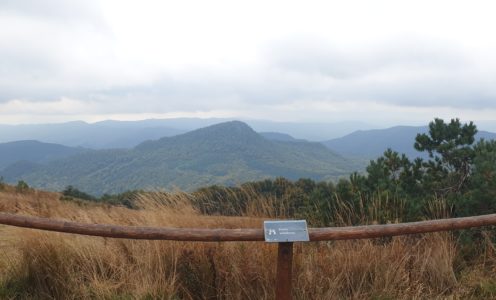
[264,220,309,242]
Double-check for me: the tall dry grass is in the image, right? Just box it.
[1,185,496,299]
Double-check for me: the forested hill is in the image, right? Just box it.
[2,121,361,195]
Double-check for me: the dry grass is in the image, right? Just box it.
[1,185,496,299]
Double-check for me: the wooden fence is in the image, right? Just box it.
[2,212,496,299]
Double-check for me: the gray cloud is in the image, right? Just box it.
[262,37,496,109]
[266,37,469,79]
[0,2,495,119]
[0,0,114,102]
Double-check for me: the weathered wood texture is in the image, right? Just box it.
[1,212,496,241]
[276,242,293,300]
[0,212,263,241]
[310,214,496,241]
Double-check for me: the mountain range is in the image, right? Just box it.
[2,119,495,195]
[0,118,372,148]
[1,121,360,195]
[0,120,185,149]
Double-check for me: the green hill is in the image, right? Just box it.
[2,121,361,195]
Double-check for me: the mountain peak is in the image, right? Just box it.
[184,121,262,138]
[197,120,255,133]
[135,120,264,151]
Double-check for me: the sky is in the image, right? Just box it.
[1,0,496,129]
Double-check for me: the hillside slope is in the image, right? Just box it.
[2,121,361,195]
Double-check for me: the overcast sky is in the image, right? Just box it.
[1,0,496,128]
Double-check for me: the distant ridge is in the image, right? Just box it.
[0,118,373,147]
[2,121,362,195]
[0,121,185,149]
[323,126,496,159]
[0,140,87,170]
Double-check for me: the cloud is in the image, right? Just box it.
[0,1,496,125]
[0,0,131,102]
[0,97,95,115]
[266,36,467,79]
[264,37,496,109]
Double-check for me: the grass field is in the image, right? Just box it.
[1,185,496,299]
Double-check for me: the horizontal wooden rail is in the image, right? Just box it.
[2,212,496,241]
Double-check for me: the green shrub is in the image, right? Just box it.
[62,185,96,201]
[15,180,30,193]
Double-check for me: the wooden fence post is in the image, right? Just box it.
[276,242,293,300]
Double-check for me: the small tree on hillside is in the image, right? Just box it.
[462,139,496,215]
[414,118,477,195]
[16,180,30,193]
